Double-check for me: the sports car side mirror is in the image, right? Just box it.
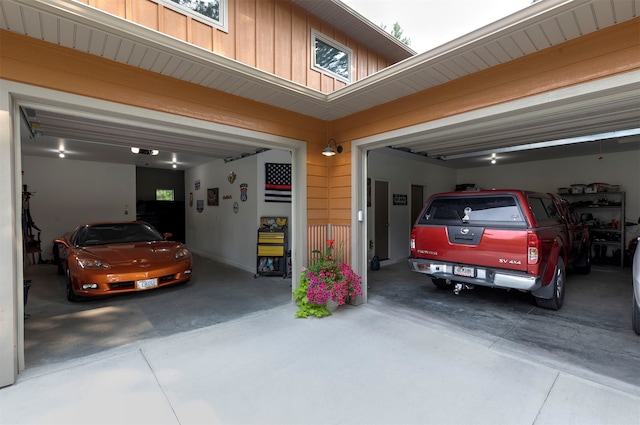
[53,238,71,248]
[163,232,173,241]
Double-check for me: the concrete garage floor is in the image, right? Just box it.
[22,254,638,393]
[367,260,640,393]
[23,254,293,367]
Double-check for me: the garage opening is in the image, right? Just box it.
[14,88,306,371]
[357,73,640,390]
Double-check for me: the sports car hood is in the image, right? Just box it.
[81,241,184,265]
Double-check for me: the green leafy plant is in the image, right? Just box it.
[294,240,362,318]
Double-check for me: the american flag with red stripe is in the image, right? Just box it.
[265,163,291,203]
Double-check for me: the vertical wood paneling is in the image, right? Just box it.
[87,0,399,94]
[191,19,213,51]
[235,0,256,67]
[357,44,367,81]
[216,0,236,57]
[163,8,188,40]
[132,0,159,31]
[256,0,275,74]
[290,5,307,86]
[91,0,126,17]
[274,2,292,80]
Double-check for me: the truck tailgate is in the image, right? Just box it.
[412,225,528,272]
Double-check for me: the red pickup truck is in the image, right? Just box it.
[408,190,591,310]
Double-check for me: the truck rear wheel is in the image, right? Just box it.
[431,278,452,289]
[535,257,565,310]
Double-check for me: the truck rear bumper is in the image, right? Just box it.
[407,258,541,291]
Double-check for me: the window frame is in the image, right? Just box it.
[311,29,353,83]
[156,189,175,201]
[152,0,228,33]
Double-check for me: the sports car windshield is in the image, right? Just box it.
[75,223,164,246]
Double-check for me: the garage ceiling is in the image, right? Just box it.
[4,0,640,169]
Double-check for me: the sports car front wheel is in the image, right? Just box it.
[65,270,80,302]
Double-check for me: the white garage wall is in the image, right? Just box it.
[21,156,137,261]
[456,149,640,243]
[370,147,640,266]
[185,150,291,272]
[368,149,457,263]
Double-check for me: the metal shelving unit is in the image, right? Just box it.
[563,191,625,267]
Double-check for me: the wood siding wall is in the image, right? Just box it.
[82,0,394,93]
[325,18,640,225]
[2,19,638,229]
[0,30,330,225]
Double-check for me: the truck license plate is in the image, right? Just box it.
[454,266,474,277]
[136,278,158,290]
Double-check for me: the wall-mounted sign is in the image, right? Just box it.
[240,183,248,202]
[195,180,201,190]
[207,188,219,206]
[196,200,204,213]
[393,194,407,205]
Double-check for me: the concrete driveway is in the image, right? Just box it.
[367,260,639,394]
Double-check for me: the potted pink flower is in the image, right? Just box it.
[294,240,363,318]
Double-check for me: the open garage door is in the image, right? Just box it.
[357,71,640,302]
[8,84,308,376]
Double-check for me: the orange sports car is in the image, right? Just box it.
[54,221,192,301]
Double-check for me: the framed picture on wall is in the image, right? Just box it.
[207,188,219,206]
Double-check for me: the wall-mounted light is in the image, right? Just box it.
[490,153,496,164]
[58,151,65,158]
[172,157,177,169]
[130,147,140,154]
[322,138,343,156]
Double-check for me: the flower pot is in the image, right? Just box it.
[325,298,339,312]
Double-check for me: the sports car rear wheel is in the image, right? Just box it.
[65,270,80,302]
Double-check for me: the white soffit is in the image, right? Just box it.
[0,0,638,122]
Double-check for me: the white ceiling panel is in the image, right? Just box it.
[21,6,40,38]
[572,3,599,33]
[73,24,91,51]
[40,11,57,41]
[592,0,616,27]
[87,29,107,56]
[539,17,566,44]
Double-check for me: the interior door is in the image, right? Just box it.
[374,180,389,260]
[411,185,424,226]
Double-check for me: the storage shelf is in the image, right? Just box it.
[561,191,625,267]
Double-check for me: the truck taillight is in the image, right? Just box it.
[528,233,539,264]
[410,230,416,251]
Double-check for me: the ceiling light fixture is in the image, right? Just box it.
[58,151,65,158]
[322,138,343,157]
[130,147,159,155]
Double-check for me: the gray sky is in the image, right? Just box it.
[340,0,534,52]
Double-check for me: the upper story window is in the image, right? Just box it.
[154,0,228,32]
[311,30,352,83]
